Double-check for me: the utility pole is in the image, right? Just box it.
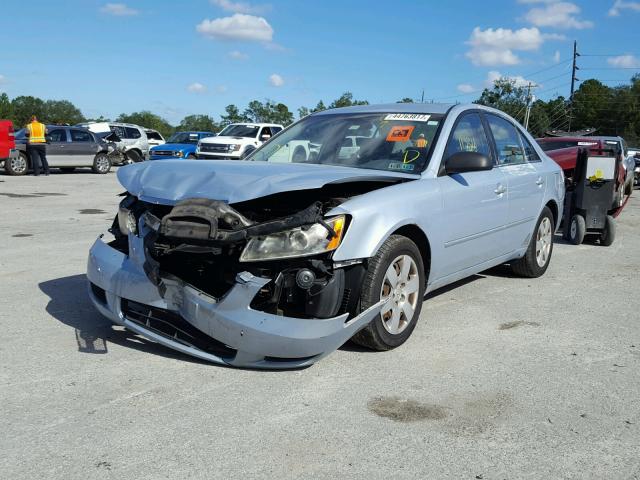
[569,40,580,132]
[524,82,534,131]
[420,89,425,103]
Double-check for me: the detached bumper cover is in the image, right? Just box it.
[86,234,383,369]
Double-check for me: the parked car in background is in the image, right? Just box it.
[196,123,283,160]
[87,103,564,368]
[536,135,629,208]
[145,129,165,149]
[149,131,215,160]
[0,120,19,172]
[7,125,112,175]
[78,122,150,163]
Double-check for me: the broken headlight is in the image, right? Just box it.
[117,205,137,236]
[239,215,346,262]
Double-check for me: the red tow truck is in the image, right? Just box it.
[0,120,19,172]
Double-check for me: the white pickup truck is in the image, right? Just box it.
[196,123,283,160]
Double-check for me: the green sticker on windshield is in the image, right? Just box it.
[388,162,415,171]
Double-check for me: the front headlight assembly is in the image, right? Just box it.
[117,197,138,236]
[239,215,346,262]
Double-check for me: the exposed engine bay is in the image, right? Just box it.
[110,180,405,320]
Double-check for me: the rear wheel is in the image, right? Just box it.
[600,215,616,246]
[5,152,28,176]
[512,206,555,278]
[568,214,586,246]
[125,150,142,164]
[92,153,111,174]
[351,235,425,351]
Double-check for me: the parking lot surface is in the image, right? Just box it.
[1,170,639,479]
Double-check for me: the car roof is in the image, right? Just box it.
[313,102,455,116]
[226,123,283,127]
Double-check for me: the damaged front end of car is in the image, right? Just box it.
[87,185,389,369]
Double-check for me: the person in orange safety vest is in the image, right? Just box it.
[415,133,428,148]
[26,116,49,176]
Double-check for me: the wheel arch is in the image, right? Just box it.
[390,224,432,282]
[544,199,559,229]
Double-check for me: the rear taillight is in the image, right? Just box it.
[8,125,14,138]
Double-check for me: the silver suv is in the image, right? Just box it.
[78,122,150,163]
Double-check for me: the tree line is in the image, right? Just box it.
[1,76,638,144]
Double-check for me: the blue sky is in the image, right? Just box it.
[1,0,639,123]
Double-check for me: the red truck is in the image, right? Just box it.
[536,136,628,209]
[0,120,19,172]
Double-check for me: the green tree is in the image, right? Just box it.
[0,93,12,120]
[397,97,414,103]
[328,92,368,109]
[571,79,613,133]
[43,99,85,125]
[220,104,248,125]
[178,114,219,133]
[116,111,174,137]
[475,78,528,123]
[11,96,46,127]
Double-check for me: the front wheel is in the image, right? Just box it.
[351,235,425,351]
[568,214,586,245]
[512,206,555,278]
[5,152,28,176]
[92,153,111,174]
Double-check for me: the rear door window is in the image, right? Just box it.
[518,132,540,163]
[125,127,141,139]
[486,114,526,166]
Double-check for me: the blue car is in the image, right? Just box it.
[149,131,215,160]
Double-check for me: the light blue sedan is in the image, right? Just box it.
[87,103,564,368]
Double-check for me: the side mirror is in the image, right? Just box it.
[444,151,493,175]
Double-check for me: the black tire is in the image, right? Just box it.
[92,153,111,174]
[126,150,142,164]
[600,215,616,246]
[5,152,29,176]
[240,147,255,159]
[292,146,307,162]
[512,206,555,278]
[186,153,196,159]
[60,167,75,173]
[351,235,426,351]
[568,214,586,246]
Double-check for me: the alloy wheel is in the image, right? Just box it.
[536,217,552,267]
[379,254,420,335]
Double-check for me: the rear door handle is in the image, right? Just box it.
[495,184,507,195]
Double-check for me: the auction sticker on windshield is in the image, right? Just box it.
[386,125,415,142]
[384,113,431,122]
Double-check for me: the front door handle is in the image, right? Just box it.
[536,177,544,186]
[495,184,507,195]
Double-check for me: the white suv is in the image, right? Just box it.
[197,123,283,160]
[79,122,150,162]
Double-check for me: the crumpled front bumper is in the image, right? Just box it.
[86,232,383,369]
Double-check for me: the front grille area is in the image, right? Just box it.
[151,150,174,156]
[121,299,237,359]
[200,144,230,153]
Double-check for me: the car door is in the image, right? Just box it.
[45,127,71,166]
[485,114,545,249]
[435,112,509,278]
[67,128,99,166]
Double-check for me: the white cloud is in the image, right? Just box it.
[228,50,249,60]
[211,0,270,14]
[607,54,640,68]
[187,82,207,94]
[484,71,537,88]
[215,85,228,93]
[457,84,476,94]
[196,14,273,42]
[269,73,284,87]
[465,27,546,66]
[524,2,593,29]
[553,50,561,63]
[609,0,640,16]
[99,3,139,16]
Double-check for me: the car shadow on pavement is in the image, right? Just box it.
[39,274,208,365]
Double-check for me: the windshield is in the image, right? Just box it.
[167,132,200,144]
[218,124,260,138]
[248,113,442,173]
